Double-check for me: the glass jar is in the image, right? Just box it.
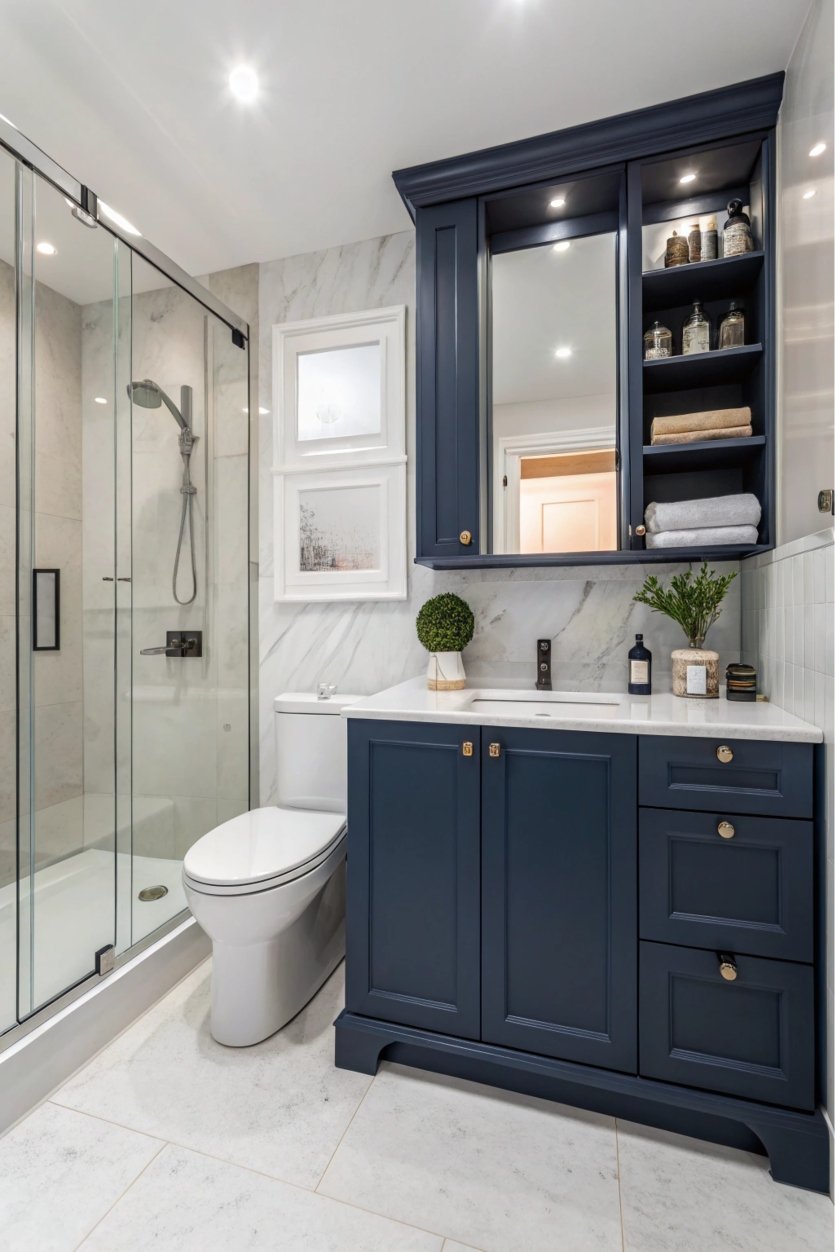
[643,320,673,360]
[723,199,754,257]
[682,300,710,355]
[718,301,745,349]
[664,229,689,268]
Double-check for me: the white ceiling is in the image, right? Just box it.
[0,0,810,277]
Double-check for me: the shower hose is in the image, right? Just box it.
[173,445,198,606]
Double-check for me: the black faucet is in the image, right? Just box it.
[536,638,552,691]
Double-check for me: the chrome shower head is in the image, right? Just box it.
[127,378,190,430]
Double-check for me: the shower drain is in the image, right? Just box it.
[138,885,169,902]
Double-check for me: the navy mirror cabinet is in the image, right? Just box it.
[396,75,784,569]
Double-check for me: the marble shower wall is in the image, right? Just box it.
[0,259,85,887]
[257,231,741,803]
[741,530,835,1123]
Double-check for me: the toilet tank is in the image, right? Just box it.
[273,692,359,812]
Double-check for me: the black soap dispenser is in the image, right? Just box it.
[628,634,652,695]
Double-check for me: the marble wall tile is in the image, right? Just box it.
[257,232,742,803]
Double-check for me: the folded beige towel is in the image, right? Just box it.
[651,407,752,437]
[651,424,753,446]
[646,526,759,548]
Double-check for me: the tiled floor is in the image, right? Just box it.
[1,960,832,1251]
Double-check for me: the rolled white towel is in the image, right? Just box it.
[646,526,759,548]
[645,493,761,534]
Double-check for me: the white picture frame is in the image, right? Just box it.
[274,463,407,602]
[273,305,406,471]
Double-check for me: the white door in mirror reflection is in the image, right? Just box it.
[519,457,617,554]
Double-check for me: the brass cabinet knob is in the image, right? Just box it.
[718,953,738,982]
[716,744,734,764]
[634,524,647,537]
[459,529,473,546]
[717,820,736,840]
[462,741,473,757]
[488,742,501,758]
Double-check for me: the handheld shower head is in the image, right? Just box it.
[127,378,190,431]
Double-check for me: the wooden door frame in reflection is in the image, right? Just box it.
[492,426,616,554]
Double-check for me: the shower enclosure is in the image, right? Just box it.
[0,123,251,1037]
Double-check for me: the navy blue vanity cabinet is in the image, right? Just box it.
[481,728,637,1071]
[344,719,481,1037]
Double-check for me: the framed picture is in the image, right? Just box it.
[275,464,407,602]
[273,306,406,471]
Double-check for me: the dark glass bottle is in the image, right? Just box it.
[628,633,652,695]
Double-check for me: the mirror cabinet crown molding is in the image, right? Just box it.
[395,73,784,569]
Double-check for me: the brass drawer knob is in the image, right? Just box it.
[716,744,734,764]
[634,524,647,537]
[718,953,738,982]
[717,820,736,840]
[459,529,473,546]
[462,741,473,757]
[488,742,501,758]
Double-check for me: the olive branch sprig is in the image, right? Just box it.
[633,564,736,647]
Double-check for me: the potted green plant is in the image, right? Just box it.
[416,592,475,691]
[633,564,736,698]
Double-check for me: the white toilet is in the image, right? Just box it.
[183,691,357,1047]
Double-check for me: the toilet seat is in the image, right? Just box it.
[183,806,346,897]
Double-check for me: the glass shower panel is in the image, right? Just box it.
[0,145,18,1033]
[127,258,249,943]
[16,172,127,1017]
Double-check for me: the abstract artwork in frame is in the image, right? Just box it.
[275,464,407,602]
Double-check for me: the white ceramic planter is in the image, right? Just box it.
[426,651,466,691]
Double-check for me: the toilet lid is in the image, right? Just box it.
[183,806,346,888]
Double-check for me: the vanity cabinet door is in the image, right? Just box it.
[345,719,481,1038]
[481,728,638,1072]
[416,199,480,560]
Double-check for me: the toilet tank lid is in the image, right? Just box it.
[273,692,361,715]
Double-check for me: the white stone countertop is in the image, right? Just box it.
[343,677,823,743]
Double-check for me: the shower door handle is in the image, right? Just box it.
[140,640,192,656]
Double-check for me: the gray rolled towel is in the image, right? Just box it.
[646,526,759,548]
[645,493,761,533]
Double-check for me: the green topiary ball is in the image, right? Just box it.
[416,593,475,653]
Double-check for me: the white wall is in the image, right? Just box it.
[492,393,616,444]
[777,0,834,545]
[257,231,741,804]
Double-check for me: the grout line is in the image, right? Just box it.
[614,1118,627,1252]
[312,1066,378,1193]
[71,1138,168,1250]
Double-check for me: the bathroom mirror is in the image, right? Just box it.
[490,232,619,555]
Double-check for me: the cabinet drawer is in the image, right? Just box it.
[639,808,813,961]
[639,736,813,818]
[640,942,815,1110]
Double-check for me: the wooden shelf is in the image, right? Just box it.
[642,251,764,310]
[643,343,762,393]
[643,435,766,473]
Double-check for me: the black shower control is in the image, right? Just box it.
[536,638,552,691]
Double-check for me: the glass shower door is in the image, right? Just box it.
[15,170,128,1017]
[126,258,249,946]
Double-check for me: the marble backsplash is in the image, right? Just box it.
[257,230,742,803]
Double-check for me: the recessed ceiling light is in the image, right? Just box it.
[94,396,107,405]
[554,346,573,360]
[549,197,566,209]
[809,142,827,158]
[99,202,142,237]
[679,173,697,185]
[229,64,259,104]
[553,240,571,253]
[36,241,57,256]
[802,188,816,200]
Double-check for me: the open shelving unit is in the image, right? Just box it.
[631,131,775,558]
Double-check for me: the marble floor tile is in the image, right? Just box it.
[318,1062,622,1252]
[616,1120,834,1251]
[54,961,372,1190]
[442,1243,487,1251]
[0,1101,162,1252]
[80,1144,441,1251]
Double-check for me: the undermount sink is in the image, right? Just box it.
[467,692,621,718]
